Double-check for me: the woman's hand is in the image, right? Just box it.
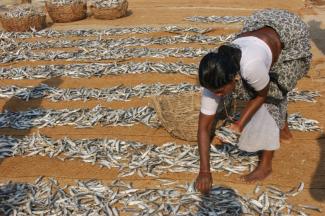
[228,122,243,134]
[195,171,212,194]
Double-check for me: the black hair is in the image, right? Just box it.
[198,45,241,91]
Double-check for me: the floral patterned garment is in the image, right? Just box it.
[233,9,312,129]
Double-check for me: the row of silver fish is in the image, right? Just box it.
[0,26,213,39]
[0,177,321,215]
[0,47,212,63]
[0,62,197,79]
[0,83,320,103]
[0,105,159,129]
[91,0,126,8]
[1,34,234,52]
[1,133,258,176]
[0,83,200,102]
[0,106,320,131]
[288,113,321,132]
[2,4,45,19]
[287,88,321,103]
[185,16,247,24]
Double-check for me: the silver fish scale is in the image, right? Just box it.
[185,16,247,23]
[0,62,198,79]
[0,47,212,63]
[92,0,126,8]
[0,83,200,102]
[4,34,234,51]
[0,26,213,39]
[0,106,159,129]
[3,4,45,19]
[0,178,318,215]
[0,134,257,175]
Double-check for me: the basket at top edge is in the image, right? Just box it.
[91,1,128,20]
[0,14,46,32]
[45,1,87,23]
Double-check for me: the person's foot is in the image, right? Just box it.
[280,122,293,144]
[241,164,272,183]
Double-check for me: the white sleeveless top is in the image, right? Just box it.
[200,36,273,115]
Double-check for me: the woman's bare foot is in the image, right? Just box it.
[242,163,272,183]
[280,121,293,144]
[241,150,273,183]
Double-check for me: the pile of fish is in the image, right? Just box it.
[185,16,247,23]
[1,134,258,175]
[288,88,321,103]
[91,0,126,8]
[0,83,200,102]
[48,0,85,6]
[3,34,234,51]
[0,26,213,39]
[0,62,197,79]
[0,177,321,215]
[0,106,320,131]
[2,4,45,19]
[288,113,321,132]
[215,126,240,145]
[0,47,212,63]
[0,106,159,129]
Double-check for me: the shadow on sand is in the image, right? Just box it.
[308,20,325,55]
[310,136,325,201]
[0,77,63,166]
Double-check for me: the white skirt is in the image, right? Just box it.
[238,104,280,152]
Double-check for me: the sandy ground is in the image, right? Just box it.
[0,0,325,215]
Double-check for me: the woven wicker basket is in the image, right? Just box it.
[45,1,87,23]
[91,1,128,20]
[0,14,46,32]
[151,92,244,141]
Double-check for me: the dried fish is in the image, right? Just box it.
[288,113,320,132]
[0,62,198,79]
[0,26,214,39]
[0,83,200,102]
[0,47,212,63]
[185,15,247,23]
[5,34,234,51]
[0,106,159,129]
[288,88,321,103]
[2,4,45,19]
[48,0,85,6]
[91,0,126,8]
[0,178,320,216]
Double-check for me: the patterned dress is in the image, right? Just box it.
[233,9,312,129]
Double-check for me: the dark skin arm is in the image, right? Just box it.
[195,82,269,194]
[230,82,270,133]
[195,112,215,194]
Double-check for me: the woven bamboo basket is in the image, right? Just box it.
[151,92,244,142]
[91,1,128,20]
[45,1,87,23]
[0,14,46,32]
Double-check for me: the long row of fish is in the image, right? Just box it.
[0,47,212,63]
[0,105,159,129]
[185,16,247,23]
[0,83,320,103]
[0,83,200,102]
[0,177,321,215]
[0,26,213,39]
[0,133,258,176]
[1,34,234,52]
[0,62,198,79]
[0,105,320,131]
